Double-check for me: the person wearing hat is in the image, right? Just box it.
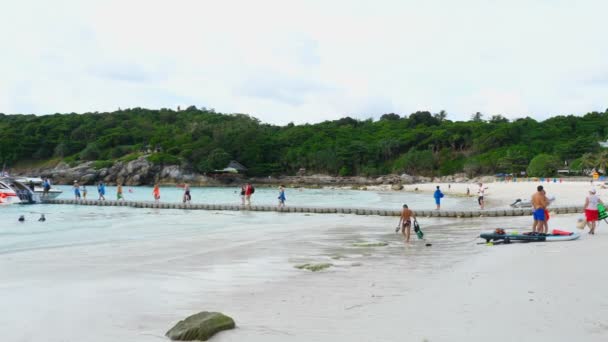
[583,188,603,235]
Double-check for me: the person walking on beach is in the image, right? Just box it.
[98,182,106,200]
[153,184,160,202]
[433,186,444,210]
[117,183,124,200]
[81,185,87,200]
[73,181,81,200]
[583,188,603,235]
[244,183,254,206]
[278,185,286,208]
[398,204,416,242]
[531,185,548,233]
[477,183,488,209]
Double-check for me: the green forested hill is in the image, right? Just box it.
[1,107,607,177]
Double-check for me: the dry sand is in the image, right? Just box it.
[404,180,606,208]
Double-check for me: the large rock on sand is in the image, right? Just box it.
[166,311,235,341]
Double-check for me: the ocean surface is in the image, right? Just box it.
[53,184,471,209]
[0,186,495,341]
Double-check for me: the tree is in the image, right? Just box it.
[489,115,509,123]
[434,110,447,122]
[471,112,484,122]
[527,154,561,177]
[380,113,401,121]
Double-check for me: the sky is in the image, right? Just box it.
[0,0,607,125]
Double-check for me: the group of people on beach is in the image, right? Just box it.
[398,182,605,243]
[531,185,604,235]
[432,183,488,210]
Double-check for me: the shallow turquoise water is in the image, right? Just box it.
[54,185,469,209]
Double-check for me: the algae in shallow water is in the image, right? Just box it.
[294,263,333,272]
[352,242,388,247]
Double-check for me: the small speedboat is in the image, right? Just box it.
[16,177,63,199]
[0,179,20,205]
[510,196,555,208]
[0,178,39,204]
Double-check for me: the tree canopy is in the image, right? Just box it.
[1,108,607,177]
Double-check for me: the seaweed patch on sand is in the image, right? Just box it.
[352,242,389,247]
[294,263,333,272]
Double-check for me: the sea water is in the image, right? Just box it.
[0,187,486,341]
[54,185,471,209]
[1,187,475,255]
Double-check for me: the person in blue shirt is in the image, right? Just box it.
[278,185,286,208]
[98,182,106,201]
[433,186,444,210]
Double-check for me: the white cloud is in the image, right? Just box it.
[0,0,607,124]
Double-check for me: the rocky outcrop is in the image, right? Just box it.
[166,311,235,341]
[14,158,484,187]
[18,156,214,186]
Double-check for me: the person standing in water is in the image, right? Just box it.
[73,181,81,200]
[153,184,160,202]
[583,188,603,235]
[244,183,254,206]
[397,204,416,242]
[278,185,286,208]
[240,184,246,205]
[433,186,444,210]
[117,183,124,200]
[81,184,88,200]
[182,184,191,203]
[98,182,106,200]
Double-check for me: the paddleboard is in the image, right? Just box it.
[480,230,580,243]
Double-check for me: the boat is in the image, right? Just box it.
[15,177,63,199]
[510,196,556,208]
[0,178,39,204]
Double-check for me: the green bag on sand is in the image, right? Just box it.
[413,219,424,239]
[598,203,608,221]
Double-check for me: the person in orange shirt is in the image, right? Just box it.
[153,184,160,202]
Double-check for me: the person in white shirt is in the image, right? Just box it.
[583,189,603,235]
[477,183,488,209]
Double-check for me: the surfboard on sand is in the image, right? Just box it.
[480,229,580,243]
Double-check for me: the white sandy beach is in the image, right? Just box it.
[1,181,607,342]
[404,180,606,209]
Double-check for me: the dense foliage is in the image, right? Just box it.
[1,107,607,177]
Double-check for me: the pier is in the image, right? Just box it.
[42,199,584,218]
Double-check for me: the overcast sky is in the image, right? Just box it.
[1,0,607,124]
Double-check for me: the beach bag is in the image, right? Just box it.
[251,186,255,194]
[576,217,587,229]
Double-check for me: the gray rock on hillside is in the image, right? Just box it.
[166,311,236,341]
